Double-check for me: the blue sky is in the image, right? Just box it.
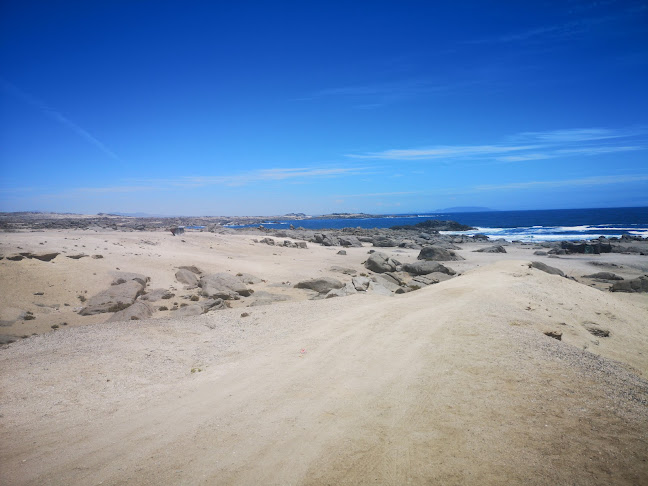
[1,0,647,215]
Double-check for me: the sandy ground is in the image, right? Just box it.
[1,229,647,485]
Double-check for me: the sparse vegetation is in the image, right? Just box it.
[51,324,59,329]
[191,368,202,373]
[190,295,199,302]
[77,295,87,302]
[159,306,168,311]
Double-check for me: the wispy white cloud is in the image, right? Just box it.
[512,127,646,143]
[180,166,372,187]
[474,174,648,192]
[34,165,374,197]
[333,191,421,198]
[347,127,647,163]
[347,145,541,160]
[0,78,122,161]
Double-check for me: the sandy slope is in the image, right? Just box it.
[1,255,647,485]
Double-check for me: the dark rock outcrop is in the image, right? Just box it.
[294,277,344,294]
[582,272,624,281]
[417,246,464,262]
[199,273,253,299]
[473,245,506,253]
[610,276,648,293]
[402,261,455,276]
[80,278,147,315]
[365,252,400,273]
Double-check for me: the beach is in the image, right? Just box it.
[0,222,647,485]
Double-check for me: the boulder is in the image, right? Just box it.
[294,277,344,294]
[199,273,253,300]
[338,236,363,247]
[408,275,440,289]
[27,252,59,262]
[139,288,173,302]
[80,279,146,315]
[372,236,398,247]
[473,245,507,253]
[561,241,611,254]
[202,298,228,311]
[6,254,25,261]
[337,250,347,255]
[106,301,154,322]
[66,254,88,259]
[237,273,262,284]
[582,272,624,281]
[175,268,200,288]
[179,265,202,274]
[529,261,565,277]
[533,251,548,256]
[364,252,398,273]
[371,274,402,293]
[248,291,290,306]
[259,237,275,246]
[314,233,340,246]
[610,276,648,293]
[367,281,394,296]
[352,276,371,291]
[417,246,464,261]
[325,283,357,299]
[111,272,149,286]
[402,261,455,276]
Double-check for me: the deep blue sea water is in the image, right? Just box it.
[228,207,648,242]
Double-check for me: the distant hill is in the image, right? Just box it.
[435,206,495,213]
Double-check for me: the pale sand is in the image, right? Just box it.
[1,229,647,485]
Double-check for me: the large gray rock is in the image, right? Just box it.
[408,275,440,289]
[248,291,290,306]
[325,283,357,299]
[352,276,371,291]
[199,273,253,300]
[106,301,154,322]
[338,236,363,247]
[18,252,60,262]
[175,268,200,288]
[80,279,146,315]
[139,288,173,302]
[417,246,464,261]
[237,273,262,284]
[473,245,507,253]
[372,236,398,247]
[402,261,455,276]
[365,252,398,273]
[314,233,340,246]
[371,274,402,293]
[582,272,623,281]
[610,276,648,293]
[529,261,565,277]
[294,277,344,294]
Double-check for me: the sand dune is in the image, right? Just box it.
[1,230,647,485]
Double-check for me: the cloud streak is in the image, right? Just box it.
[473,174,648,192]
[346,127,647,163]
[0,78,121,161]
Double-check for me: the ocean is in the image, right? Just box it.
[228,206,648,242]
